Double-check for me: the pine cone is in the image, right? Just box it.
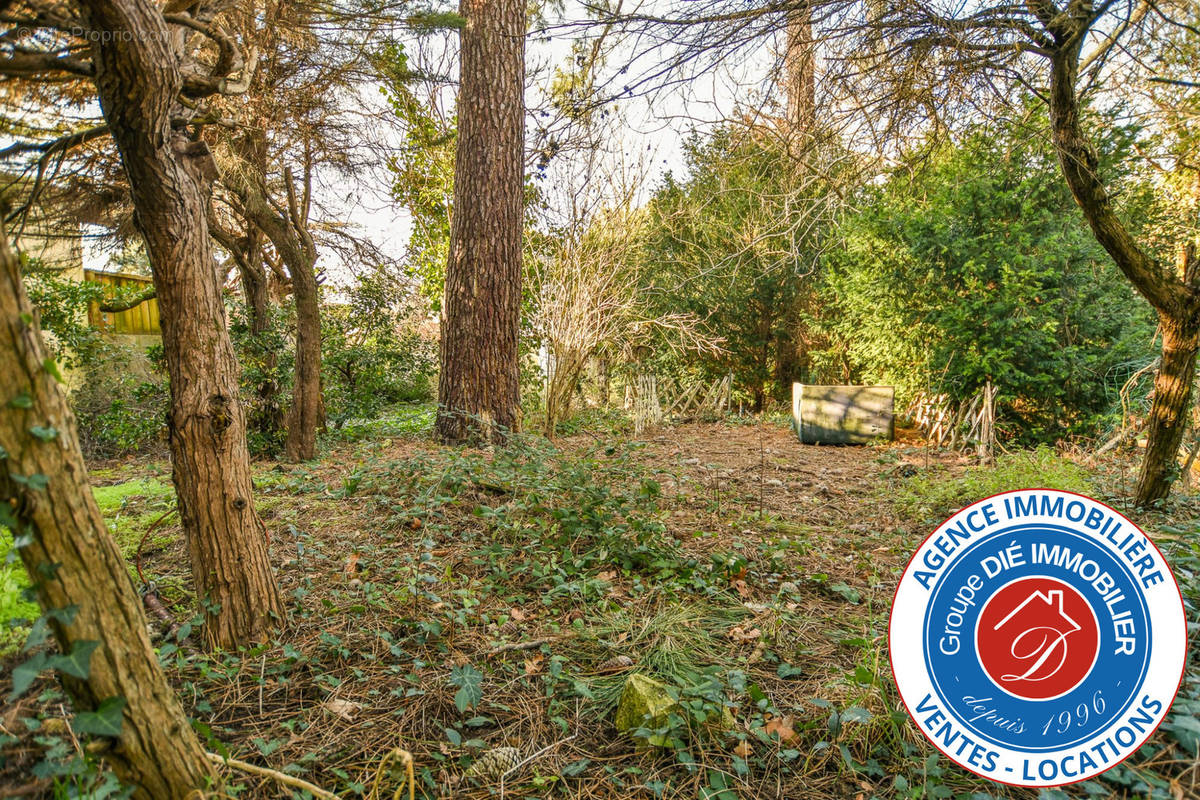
[464,746,523,781]
[598,654,635,672]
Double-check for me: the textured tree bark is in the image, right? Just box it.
[0,230,216,799]
[1048,8,1200,506]
[284,248,321,461]
[224,166,322,462]
[784,3,816,134]
[82,0,285,647]
[1138,321,1199,504]
[436,0,526,445]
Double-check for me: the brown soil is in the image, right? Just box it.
[3,422,1191,800]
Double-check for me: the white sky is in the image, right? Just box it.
[73,3,784,282]
[330,2,783,285]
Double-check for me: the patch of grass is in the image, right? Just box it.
[329,402,435,442]
[894,445,1093,522]
[582,600,747,706]
[92,477,175,557]
[1,477,178,655]
[91,476,173,511]
[0,529,37,655]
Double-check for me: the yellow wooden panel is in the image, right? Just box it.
[82,270,160,335]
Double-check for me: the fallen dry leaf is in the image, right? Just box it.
[764,714,797,742]
[731,578,752,598]
[524,654,544,675]
[322,697,361,722]
[510,607,528,622]
[727,624,762,643]
[733,740,753,758]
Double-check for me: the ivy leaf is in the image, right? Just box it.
[776,662,803,679]
[841,706,872,724]
[23,606,79,653]
[71,696,126,737]
[9,651,49,699]
[9,472,49,491]
[8,391,32,409]
[828,581,861,604]
[42,358,64,384]
[449,664,483,713]
[48,640,100,680]
[23,618,51,652]
[29,425,58,442]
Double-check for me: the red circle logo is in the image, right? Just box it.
[975,576,1100,701]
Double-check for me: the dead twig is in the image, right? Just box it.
[134,506,179,586]
[486,636,558,657]
[207,752,340,800]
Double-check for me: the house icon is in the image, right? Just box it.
[991,589,1083,684]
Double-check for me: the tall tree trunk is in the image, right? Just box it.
[436,0,526,445]
[784,3,816,135]
[285,249,321,460]
[237,231,286,443]
[0,230,216,799]
[213,220,286,447]
[1048,18,1200,506]
[1138,318,1199,504]
[82,0,285,647]
[225,167,322,462]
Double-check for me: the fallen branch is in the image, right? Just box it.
[486,636,558,656]
[1095,420,1146,457]
[207,752,340,800]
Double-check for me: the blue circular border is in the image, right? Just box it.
[921,523,1151,752]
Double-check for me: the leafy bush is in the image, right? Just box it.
[71,344,168,459]
[321,270,436,428]
[823,104,1156,441]
[22,267,107,370]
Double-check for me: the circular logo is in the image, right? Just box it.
[889,490,1187,787]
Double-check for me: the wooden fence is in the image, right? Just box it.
[664,374,733,419]
[85,269,160,336]
[626,373,734,434]
[908,381,997,462]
